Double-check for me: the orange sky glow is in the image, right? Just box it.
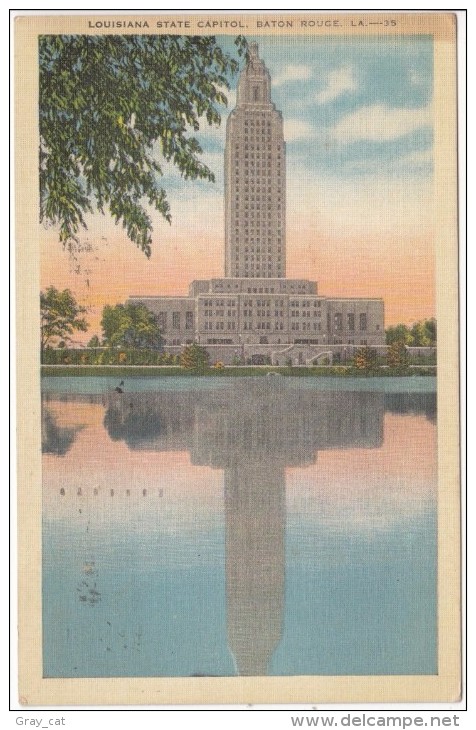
[40,215,435,341]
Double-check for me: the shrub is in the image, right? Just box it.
[352,347,379,373]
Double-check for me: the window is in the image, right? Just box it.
[359,313,368,331]
[172,312,180,329]
[185,311,194,330]
[158,312,167,331]
[347,313,355,331]
[334,313,343,331]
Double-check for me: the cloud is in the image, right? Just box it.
[315,65,357,105]
[330,103,432,143]
[272,64,312,87]
[283,119,317,142]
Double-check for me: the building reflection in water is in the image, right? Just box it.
[41,381,436,676]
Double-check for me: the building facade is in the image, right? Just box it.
[128,44,385,365]
[225,42,286,279]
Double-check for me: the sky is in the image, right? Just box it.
[40,33,435,339]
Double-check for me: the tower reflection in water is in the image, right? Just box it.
[97,380,387,676]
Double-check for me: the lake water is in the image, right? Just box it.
[41,376,437,678]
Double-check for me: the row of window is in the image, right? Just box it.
[234,157,277,164]
[243,136,273,143]
[240,257,281,263]
[242,163,281,170]
[204,321,236,330]
[195,315,373,333]
[234,237,283,244]
[204,300,290,309]
[235,160,281,168]
[238,247,281,253]
[235,200,281,210]
[290,310,320,318]
[238,271,283,278]
[243,119,274,126]
[235,213,281,220]
[211,284,287,292]
[201,299,235,307]
[203,313,322,322]
[243,266,280,273]
[291,322,317,331]
[234,143,275,151]
[203,310,237,317]
[235,202,281,208]
[197,323,378,336]
[232,189,282,196]
[290,300,321,307]
[242,285,308,292]
[235,193,282,201]
[232,188,281,195]
[195,311,371,325]
[332,313,367,332]
[157,311,194,330]
[234,229,282,236]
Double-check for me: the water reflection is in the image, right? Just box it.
[42,380,436,676]
[100,384,382,675]
[41,405,83,456]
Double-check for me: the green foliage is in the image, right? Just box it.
[409,319,437,347]
[352,346,379,373]
[100,302,163,349]
[41,347,175,366]
[87,334,101,348]
[180,343,210,373]
[385,318,436,347]
[386,340,410,372]
[40,286,88,351]
[39,34,247,255]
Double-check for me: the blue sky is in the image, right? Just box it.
[155,32,435,243]
[193,34,434,188]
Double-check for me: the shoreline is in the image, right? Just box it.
[41,364,436,378]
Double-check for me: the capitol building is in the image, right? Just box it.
[129,43,384,365]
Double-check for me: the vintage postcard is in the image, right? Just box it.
[15,12,460,705]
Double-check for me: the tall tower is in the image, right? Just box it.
[224,43,286,278]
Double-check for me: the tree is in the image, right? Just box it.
[386,340,409,371]
[352,346,379,373]
[410,318,437,347]
[386,319,436,347]
[101,302,163,349]
[40,286,89,352]
[39,34,247,256]
[385,323,412,346]
[410,321,430,347]
[87,334,101,348]
[423,317,437,345]
[180,343,210,373]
